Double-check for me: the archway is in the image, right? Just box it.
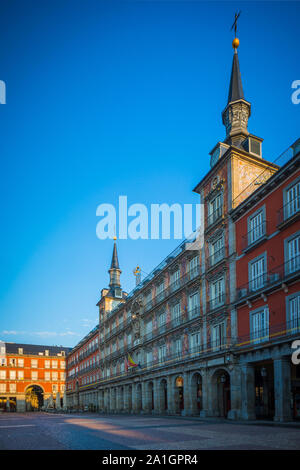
[25,385,44,411]
[159,379,168,413]
[174,376,184,414]
[191,372,202,414]
[211,369,231,417]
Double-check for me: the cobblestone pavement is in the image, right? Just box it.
[0,412,300,450]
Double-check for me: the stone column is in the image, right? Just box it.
[240,364,256,420]
[228,366,241,420]
[167,375,175,415]
[141,382,147,413]
[132,383,138,413]
[116,387,121,412]
[200,371,209,417]
[124,385,129,413]
[273,357,292,422]
[153,379,160,415]
[182,372,191,416]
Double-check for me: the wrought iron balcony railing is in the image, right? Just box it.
[241,220,268,251]
[277,199,300,227]
[236,318,300,348]
[208,246,226,268]
[236,255,300,302]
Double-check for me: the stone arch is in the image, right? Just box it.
[158,378,168,413]
[25,384,44,411]
[173,374,184,414]
[210,368,231,418]
[190,371,203,415]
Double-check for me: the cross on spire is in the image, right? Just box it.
[231,11,241,38]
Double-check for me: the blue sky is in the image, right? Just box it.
[0,0,299,347]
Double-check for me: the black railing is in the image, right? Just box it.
[241,220,268,251]
[144,264,200,313]
[208,293,226,311]
[236,255,300,302]
[206,206,223,228]
[208,246,226,267]
[236,318,300,348]
[277,199,300,226]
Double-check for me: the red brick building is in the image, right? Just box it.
[0,341,71,412]
[231,139,300,420]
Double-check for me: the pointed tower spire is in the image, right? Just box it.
[108,237,122,290]
[227,49,244,103]
[222,34,251,146]
[110,240,119,270]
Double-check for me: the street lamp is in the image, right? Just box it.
[220,374,227,384]
[261,367,267,377]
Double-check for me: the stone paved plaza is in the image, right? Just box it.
[0,412,300,450]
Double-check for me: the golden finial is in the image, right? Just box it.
[232,37,240,49]
[113,236,117,241]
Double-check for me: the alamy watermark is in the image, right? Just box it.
[0,80,6,104]
[292,340,300,365]
[291,80,300,105]
[96,196,204,249]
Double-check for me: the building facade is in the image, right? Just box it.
[232,141,300,421]
[0,341,71,412]
[66,39,300,421]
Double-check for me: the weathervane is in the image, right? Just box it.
[230,11,241,50]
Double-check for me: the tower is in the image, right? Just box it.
[96,238,127,325]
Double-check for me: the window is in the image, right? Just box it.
[0,346,5,355]
[170,269,180,291]
[31,371,38,380]
[146,351,153,365]
[172,302,181,326]
[61,361,66,369]
[61,372,66,380]
[210,278,225,309]
[18,348,23,355]
[18,359,24,367]
[9,358,16,366]
[190,332,201,353]
[212,323,226,350]
[45,350,49,356]
[286,233,300,274]
[52,360,58,369]
[188,292,200,317]
[9,384,16,393]
[158,345,166,363]
[189,256,199,279]
[145,319,152,339]
[208,193,222,226]
[9,370,16,380]
[45,372,51,381]
[52,385,57,392]
[158,311,166,331]
[250,307,269,344]
[248,209,265,245]
[52,372,58,381]
[31,359,38,368]
[127,333,132,346]
[0,384,6,393]
[287,292,300,331]
[286,180,300,219]
[0,358,6,366]
[0,370,6,379]
[18,371,24,380]
[45,360,50,369]
[61,384,65,392]
[249,254,266,291]
[156,281,165,302]
[210,236,224,266]
[174,339,181,357]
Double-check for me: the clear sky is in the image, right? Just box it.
[0,0,299,347]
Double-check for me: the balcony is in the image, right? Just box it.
[143,264,200,313]
[241,221,268,252]
[236,318,300,349]
[236,255,300,303]
[206,206,223,230]
[277,200,300,228]
[208,246,225,268]
[208,293,226,312]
